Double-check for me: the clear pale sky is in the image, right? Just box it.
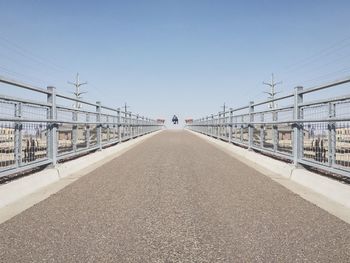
[0,0,350,122]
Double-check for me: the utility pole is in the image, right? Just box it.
[263,73,282,109]
[221,103,226,113]
[123,102,130,118]
[221,103,226,120]
[68,73,87,109]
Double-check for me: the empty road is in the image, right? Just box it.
[1,130,350,262]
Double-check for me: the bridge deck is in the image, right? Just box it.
[0,130,349,262]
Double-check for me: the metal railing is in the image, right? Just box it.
[186,77,350,178]
[0,76,163,178]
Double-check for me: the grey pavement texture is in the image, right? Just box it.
[0,130,350,262]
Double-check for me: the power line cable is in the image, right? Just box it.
[0,35,71,74]
[282,35,350,72]
[280,51,350,86]
[0,65,45,86]
[287,66,350,88]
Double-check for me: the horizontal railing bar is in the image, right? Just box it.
[252,105,294,115]
[56,104,98,115]
[0,94,51,107]
[300,76,350,95]
[231,105,250,112]
[55,93,99,107]
[0,76,50,94]
[252,93,294,107]
[299,94,350,107]
[100,105,118,112]
[0,117,162,125]
[191,117,350,125]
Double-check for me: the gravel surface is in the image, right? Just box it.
[1,130,350,262]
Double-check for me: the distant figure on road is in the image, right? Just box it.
[172,115,179,124]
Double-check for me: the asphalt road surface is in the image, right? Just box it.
[1,130,350,262]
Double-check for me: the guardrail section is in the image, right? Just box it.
[0,77,163,178]
[186,77,350,178]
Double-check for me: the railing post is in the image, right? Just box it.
[260,113,264,148]
[123,110,127,139]
[136,114,139,137]
[130,114,133,138]
[220,113,223,139]
[96,101,102,150]
[106,115,110,142]
[215,114,218,137]
[113,116,116,141]
[240,115,244,142]
[146,117,149,133]
[229,108,233,143]
[234,119,237,141]
[47,86,57,166]
[131,113,135,138]
[221,111,228,140]
[248,101,254,150]
[293,86,303,166]
[328,102,336,167]
[205,116,208,135]
[128,112,132,138]
[14,102,23,167]
[86,113,90,148]
[143,117,146,134]
[223,112,226,139]
[273,111,278,152]
[72,110,78,152]
[217,113,220,138]
[219,112,224,139]
[117,108,122,142]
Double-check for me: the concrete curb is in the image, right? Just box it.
[0,169,59,208]
[188,130,350,223]
[0,131,162,210]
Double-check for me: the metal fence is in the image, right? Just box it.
[186,77,350,178]
[0,76,163,178]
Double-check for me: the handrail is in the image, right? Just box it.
[186,76,350,178]
[0,76,163,178]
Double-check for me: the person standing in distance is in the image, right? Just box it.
[172,115,178,124]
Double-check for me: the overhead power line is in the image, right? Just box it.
[0,35,70,74]
[283,35,350,72]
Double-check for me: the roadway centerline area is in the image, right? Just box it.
[0,130,349,262]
